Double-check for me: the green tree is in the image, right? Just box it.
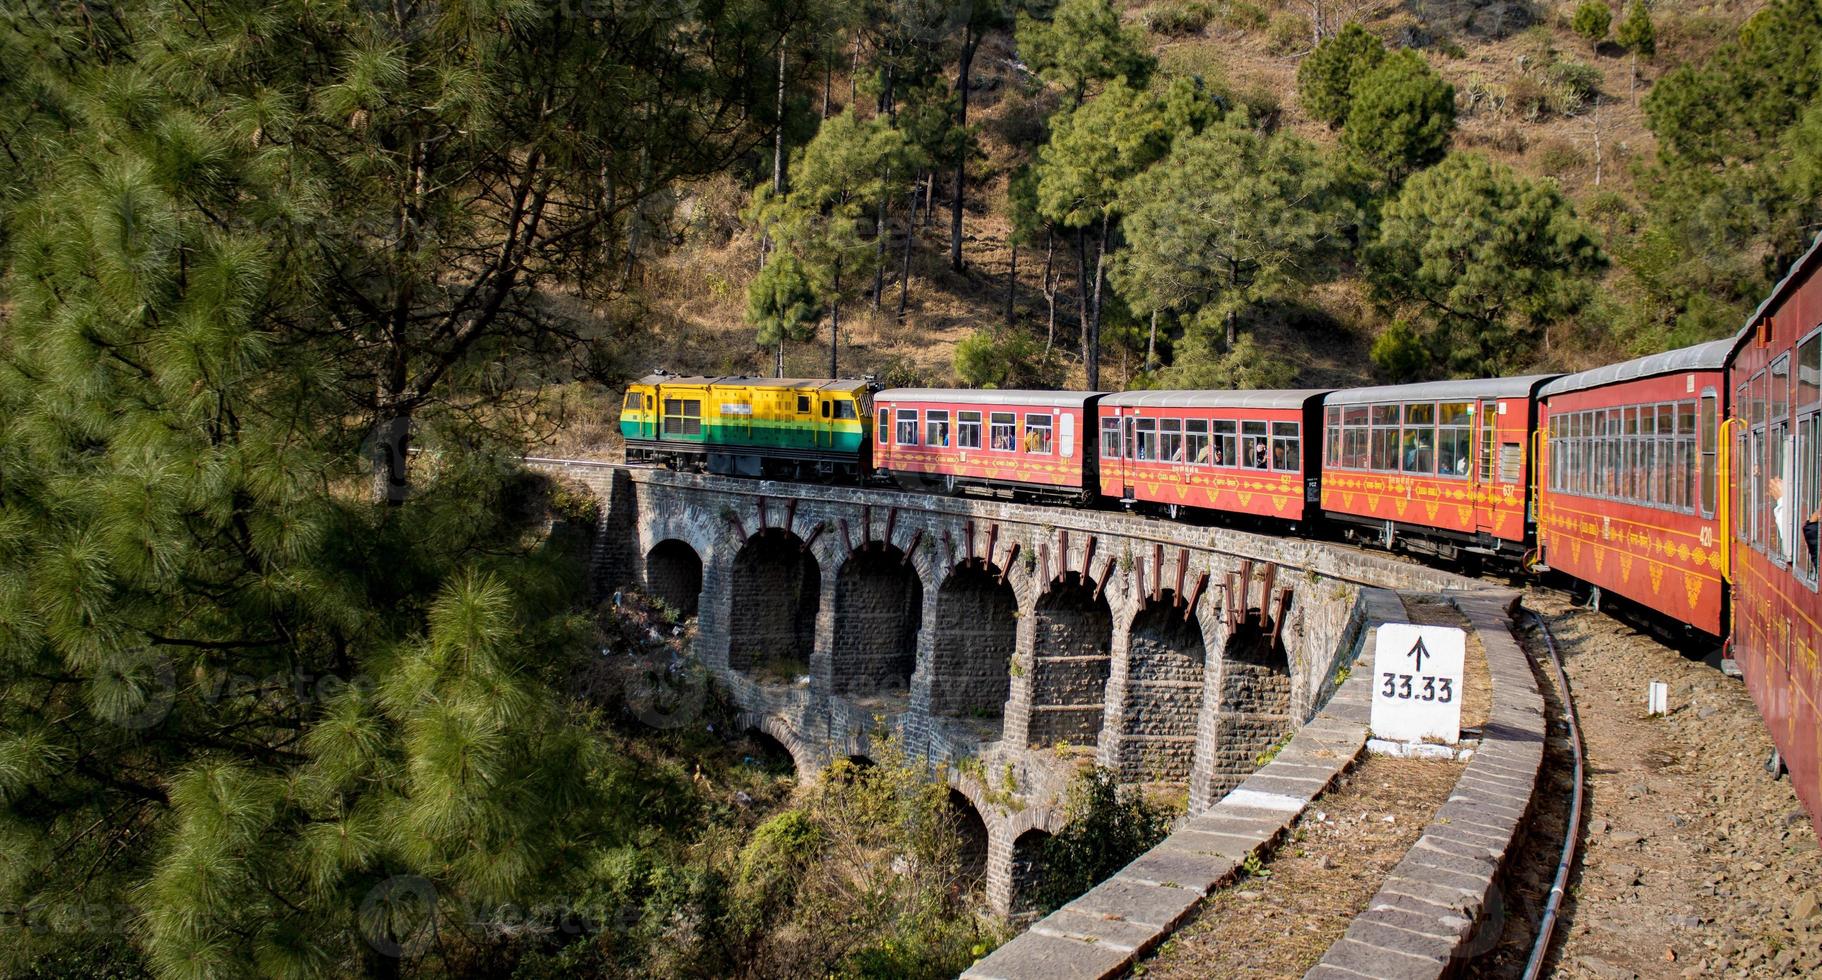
[948,0,1015,272]
[954,329,1062,388]
[1112,119,1351,350]
[752,110,916,376]
[748,254,826,376]
[1342,49,1456,187]
[1295,22,1387,128]
[1031,768,1171,914]
[1572,1,1613,48]
[1366,153,1606,376]
[1035,78,1171,389]
[1016,0,1157,106]
[1162,334,1299,390]
[1616,1,1655,57]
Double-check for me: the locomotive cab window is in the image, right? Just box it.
[797,395,811,414]
[821,400,831,419]
[833,399,857,419]
[896,409,919,446]
[958,411,983,449]
[925,410,950,448]
[625,391,645,410]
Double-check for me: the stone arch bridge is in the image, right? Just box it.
[530,459,1472,914]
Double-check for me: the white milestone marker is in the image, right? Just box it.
[1370,622,1467,744]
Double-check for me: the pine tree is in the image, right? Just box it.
[1616,1,1656,57]
[1366,153,1606,376]
[1112,119,1352,351]
[1295,22,1387,128]
[1572,1,1613,49]
[1341,49,1457,188]
[1016,0,1156,107]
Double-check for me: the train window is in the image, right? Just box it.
[1159,418,1182,462]
[958,411,982,449]
[925,410,950,448]
[821,400,831,419]
[1677,402,1697,511]
[1801,333,1822,409]
[1655,405,1673,507]
[1699,394,1718,518]
[896,409,918,446]
[662,398,702,436]
[625,391,645,410]
[1273,422,1300,472]
[1641,407,1658,505]
[1402,403,1435,474]
[1134,418,1157,461]
[797,395,811,414]
[1024,414,1054,455]
[878,408,889,445]
[1242,420,1270,469]
[1101,417,1121,460]
[1770,419,1791,564]
[1772,353,1791,422]
[1799,413,1821,583]
[833,399,857,419]
[1437,403,1472,478]
[1324,409,1341,467]
[1370,405,1399,471]
[1186,420,1210,465]
[1619,407,1636,501]
[1213,420,1237,467]
[990,412,1016,451]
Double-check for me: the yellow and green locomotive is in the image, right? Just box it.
[619,375,873,479]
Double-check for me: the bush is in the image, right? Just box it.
[1571,0,1612,46]
[1267,11,1310,54]
[953,329,1063,389]
[1219,0,1269,31]
[1370,320,1430,381]
[1032,769,1174,913]
[1537,140,1588,176]
[1146,1,1213,37]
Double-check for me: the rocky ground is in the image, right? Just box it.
[1507,589,1822,979]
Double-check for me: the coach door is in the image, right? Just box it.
[1473,399,1500,535]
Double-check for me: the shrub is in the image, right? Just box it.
[1537,140,1588,176]
[1146,1,1213,37]
[1031,768,1173,913]
[1547,57,1602,113]
[1218,0,1269,31]
[1370,320,1430,381]
[1267,11,1310,54]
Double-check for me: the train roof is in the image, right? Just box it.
[1101,388,1330,410]
[1732,230,1822,357]
[1538,339,1734,398]
[1324,374,1560,406]
[634,375,871,394]
[875,388,1106,407]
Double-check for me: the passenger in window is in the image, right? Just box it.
[1806,505,1820,571]
[1272,444,1287,470]
[1196,440,1212,465]
[1771,474,1793,561]
[1453,454,1469,476]
[1252,442,1269,469]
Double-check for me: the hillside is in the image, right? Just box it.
[557,0,1770,460]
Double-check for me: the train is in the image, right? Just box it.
[619,232,1822,838]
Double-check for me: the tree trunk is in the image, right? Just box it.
[1004,240,1018,325]
[925,172,936,227]
[950,28,978,273]
[776,336,785,377]
[823,64,832,119]
[1042,231,1057,352]
[774,39,787,197]
[898,186,918,321]
[849,31,860,106]
[1075,229,1091,370]
[1226,256,1239,347]
[873,167,891,309]
[1146,310,1157,372]
[829,268,841,377]
[1087,214,1109,391]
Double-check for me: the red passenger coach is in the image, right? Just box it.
[1724,232,1822,840]
[871,389,1103,501]
[1537,341,1730,635]
[1320,376,1555,560]
[1097,390,1327,522]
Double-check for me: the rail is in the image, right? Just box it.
[1522,611,1585,980]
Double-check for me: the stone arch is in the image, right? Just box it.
[1010,828,1053,915]
[741,727,798,777]
[930,562,1018,721]
[1207,622,1294,797]
[644,539,703,618]
[947,789,990,891]
[1028,572,1113,749]
[832,542,923,698]
[728,529,820,680]
[737,712,818,777]
[1120,591,1207,783]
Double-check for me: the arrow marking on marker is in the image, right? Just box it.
[1407,637,1431,672]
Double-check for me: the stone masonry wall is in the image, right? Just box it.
[832,546,921,696]
[727,532,820,675]
[929,565,1017,718]
[1028,578,1113,748]
[1119,598,1206,783]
